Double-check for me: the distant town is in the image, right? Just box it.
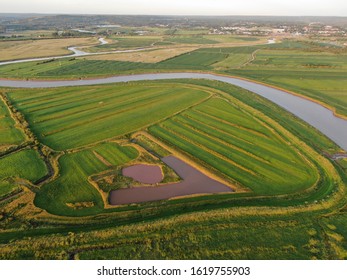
[1,14,346,47]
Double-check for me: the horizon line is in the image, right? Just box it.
[1,12,347,18]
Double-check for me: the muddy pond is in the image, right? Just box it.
[109,156,233,205]
[122,164,163,184]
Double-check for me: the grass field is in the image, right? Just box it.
[149,96,319,195]
[8,83,211,150]
[158,48,232,68]
[0,36,347,260]
[229,46,347,117]
[0,97,26,147]
[85,36,161,52]
[0,37,98,61]
[0,79,345,259]
[0,180,19,197]
[0,212,326,259]
[0,149,47,183]
[35,142,138,216]
[85,35,263,53]
[323,213,347,259]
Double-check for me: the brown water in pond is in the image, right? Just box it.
[109,156,233,205]
[122,164,163,184]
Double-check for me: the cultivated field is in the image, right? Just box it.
[84,47,198,63]
[8,83,211,150]
[0,37,98,61]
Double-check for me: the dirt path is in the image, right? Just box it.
[239,49,260,68]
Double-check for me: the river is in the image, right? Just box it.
[0,38,152,66]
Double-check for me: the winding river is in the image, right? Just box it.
[0,38,152,66]
[0,72,346,151]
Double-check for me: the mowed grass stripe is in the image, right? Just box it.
[11,87,86,106]
[11,84,210,150]
[181,110,254,145]
[182,110,304,166]
[174,114,271,165]
[42,88,182,136]
[149,125,267,191]
[43,89,209,150]
[20,85,153,113]
[191,107,269,140]
[22,87,112,113]
[173,115,309,181]
[160,119,257,175]
[32,87,166,124]
[193,98,270,138]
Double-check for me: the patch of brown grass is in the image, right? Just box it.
[84,47,197,63]
[0,37,98,61]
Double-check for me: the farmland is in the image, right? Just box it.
[149,97,318,195]
[8,83,211,150]
[83,47,198,63]
[1,38,345,120]
[0,37,98,61]
[231,46,347,117]
[0,18,347,261]
[0,76,345,259]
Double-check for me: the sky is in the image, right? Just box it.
[2,0,347,17]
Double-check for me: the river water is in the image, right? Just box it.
[0,72,346,151]
[0,38,150,66]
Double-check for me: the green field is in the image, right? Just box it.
[0,212,327,259]
[0,79,345,259]
[0,97,26,147]
[35,142,138,216]
[8,83,211,150]
[3,79,338,217]
[323,213,347,259]
[0,36,347,260]
[86,36,162,52]
[230,47,347,117]
[0,149,47,189]
[149,96,318,195]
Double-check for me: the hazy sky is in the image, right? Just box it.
[2,0,347,16]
